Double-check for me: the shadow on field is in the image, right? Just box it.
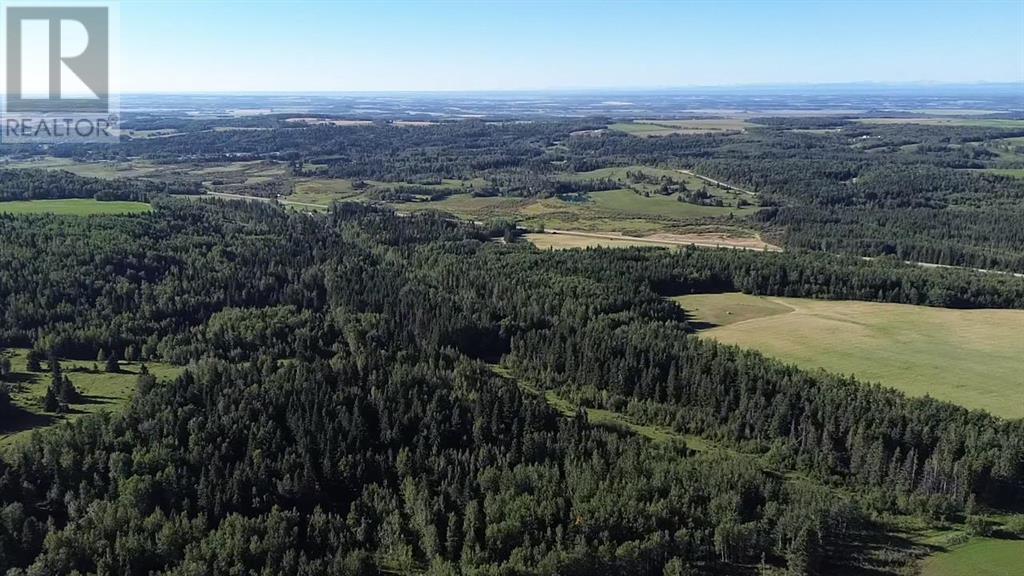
[824,527,941,575]
[0,404,56,435]
[686,320,721,331]
[77,394,119,407]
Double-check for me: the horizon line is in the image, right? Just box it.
[110,81,1024,97]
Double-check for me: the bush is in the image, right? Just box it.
[965,516,993,537]
[1004,515,1024,537]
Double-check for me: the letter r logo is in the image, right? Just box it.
[5,6,109,112]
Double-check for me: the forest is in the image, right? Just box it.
[0,169,199,202]
[0,199,1023,575]
[9,115,1022,271]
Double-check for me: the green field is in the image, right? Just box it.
[919,538,1024,576]
[674,293,1024,418]
[0,156,762,236]
[1,157,165,179]
[392,193,527,218]
[396,187,758,234]
[563,165,707,189]
[859,118,1024,128]
[589,188,754,218]
[678,292,792,326]
[610,119,752,136]
[608,122,684,137]
[525,232,669,250]
[0,349,182,449]
[0,199,152,215]
[289,178,363,205]
[564,165,757,208]
[982,168,1024,179]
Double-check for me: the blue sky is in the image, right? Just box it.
[119,0,1024,92]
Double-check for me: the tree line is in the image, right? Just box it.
[0,200,1022,574]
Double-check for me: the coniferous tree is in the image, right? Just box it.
[105,351,121,373]
[24,350,42,373]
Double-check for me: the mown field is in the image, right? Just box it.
[919,538,1024,576]
[983,168,1024,179]
[0,349,182,449]
[525,232,670,250]
[0,199,152,215]
[674,293,1024,419]
[859,118,1024,128]
[610,118,753,136]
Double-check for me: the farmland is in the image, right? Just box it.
[610,118,753,136]
[0,147,779,250]
[675,293,1024,418]
[525,232,670,250]
[525,229,778,251]
[0,199,152,215]
[858,117,1024,128]
[919,538,1024,576]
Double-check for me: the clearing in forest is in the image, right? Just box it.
[0,199,152,216]
[674,293,1024,419]
[918,538,1024,576]
[0,349,182,450]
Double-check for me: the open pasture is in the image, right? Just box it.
[919,538,1024,576]
[0,199,152,216]
[638,118,753,132]
[983,168,1024,179]
[674,293,1024,418]
[589,188,756,218]
[1,349,182,449]
[611,118,752,136]
[525,232,669,250]
[2,157,166,179]
[859,118,1024,128]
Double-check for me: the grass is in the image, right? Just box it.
[564,165,758,212]
[394,193,527,218]
[982,168,1024,179]
[584,407,720,452]
[525,230,777,251]
[2,157,165,179]
[639,118,752,131]
[564,165,710,190]
[674,293,1024,419]
[494,364,716,453]
[289,179,363,205]
[859,118,1024,128]
[611,119,751,136]
[676,292,792,327]
[590,189,755,218]
[0,199,152,215]
[608,122,683,137]
[525,232,669,250]
[398,186,760,238]
[2,155,762,237]
[126,129,180,139]
[503,164,761,233]
[919,538,1024,576]
[289,178,490,210]
[1,349,183,449]
[495,361,1012,574]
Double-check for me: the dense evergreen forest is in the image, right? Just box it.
[13,115,1024,271]
[0,200,1022,574]
[0,169,199,202]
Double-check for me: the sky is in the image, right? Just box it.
[110,0,1023,92]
